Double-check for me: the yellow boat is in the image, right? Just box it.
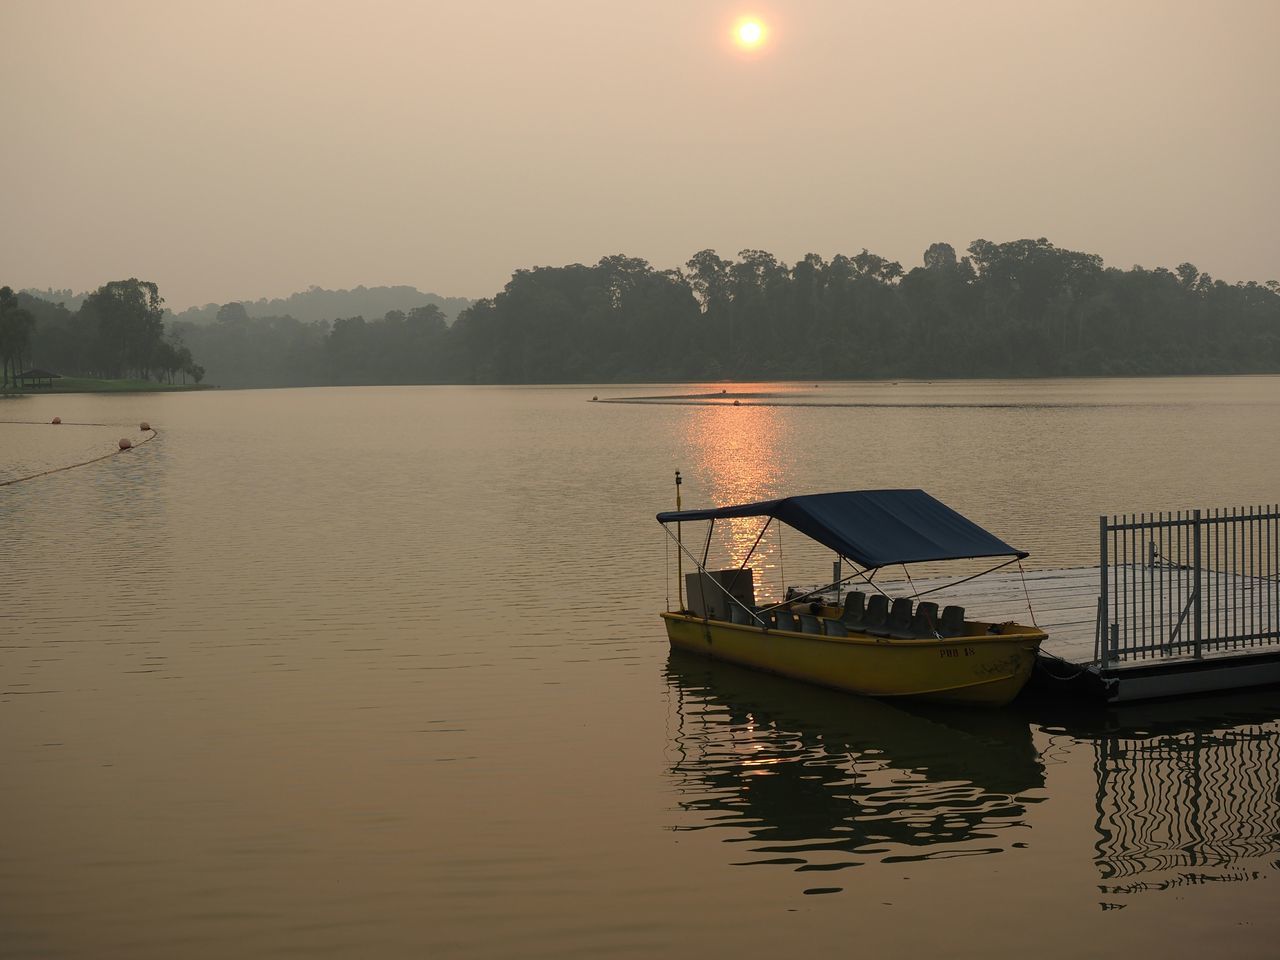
[657,486,1047,707]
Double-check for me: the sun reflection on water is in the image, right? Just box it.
[681,395,790,598]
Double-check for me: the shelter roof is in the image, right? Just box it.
[657,489,1026,569]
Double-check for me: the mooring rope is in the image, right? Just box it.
[1035,650,1092,679]
[0,422,158,488]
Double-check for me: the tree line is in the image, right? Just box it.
[191,239,1280,385]
[445,240,1280,382]
[4,279,203,388]
[11,239,1280,388]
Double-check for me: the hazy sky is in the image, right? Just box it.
[4,0,1278,310]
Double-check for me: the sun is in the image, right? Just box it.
[734,18,766,50]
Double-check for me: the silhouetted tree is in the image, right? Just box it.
[78,279,166,379]
[0,286,35,388]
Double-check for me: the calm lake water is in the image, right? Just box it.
[3,378,1280,959]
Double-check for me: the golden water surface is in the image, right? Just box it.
[3,378,1280,958]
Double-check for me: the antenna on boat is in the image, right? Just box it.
[675,470,684,611]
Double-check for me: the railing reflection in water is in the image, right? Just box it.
[1066,691,1280,900]
[664,652,1045,890]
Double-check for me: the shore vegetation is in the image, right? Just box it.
[177,239,1280,386]
[4,279,204,393]
[12,239,1280,389]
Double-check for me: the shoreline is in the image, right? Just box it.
[2,378,214,396]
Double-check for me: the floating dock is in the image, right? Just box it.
[873,506,1280,702]
[885,568,1280,701]
[685,498,1280,704]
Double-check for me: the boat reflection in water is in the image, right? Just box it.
[667,653,1280,901]
[1035,690,1280,904]
[664,650,1045,888]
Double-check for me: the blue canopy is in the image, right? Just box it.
[656,489,1026,569]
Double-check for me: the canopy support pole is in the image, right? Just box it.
[777,523,784,598]
[675,471,683,611]
[909,557,1021,598]
[659,523,766,626]
[762,559,882,613]
[727,517,773,598]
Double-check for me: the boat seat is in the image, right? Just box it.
[798,613,823,634]
[911,601,941,637]
[862,594,889,632]
[775,610,799,632]
[841,591,866,627]
[888,597,914,638]
[940,605,967,637]
[823,618,848,637]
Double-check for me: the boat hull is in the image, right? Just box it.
[662,612,1045,706]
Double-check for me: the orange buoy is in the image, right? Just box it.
[733,399,741,406]
[139,421,151,431]
[118,438,132,450]
[52,416,62,424]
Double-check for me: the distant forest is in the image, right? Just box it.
[167,285,473,326]
[17,284,473,326]
[9,239,1280,388]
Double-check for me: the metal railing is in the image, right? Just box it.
[1097,506,1280,666]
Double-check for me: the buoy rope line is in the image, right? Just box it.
[0,423,158,488]
[0,420,119,427]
